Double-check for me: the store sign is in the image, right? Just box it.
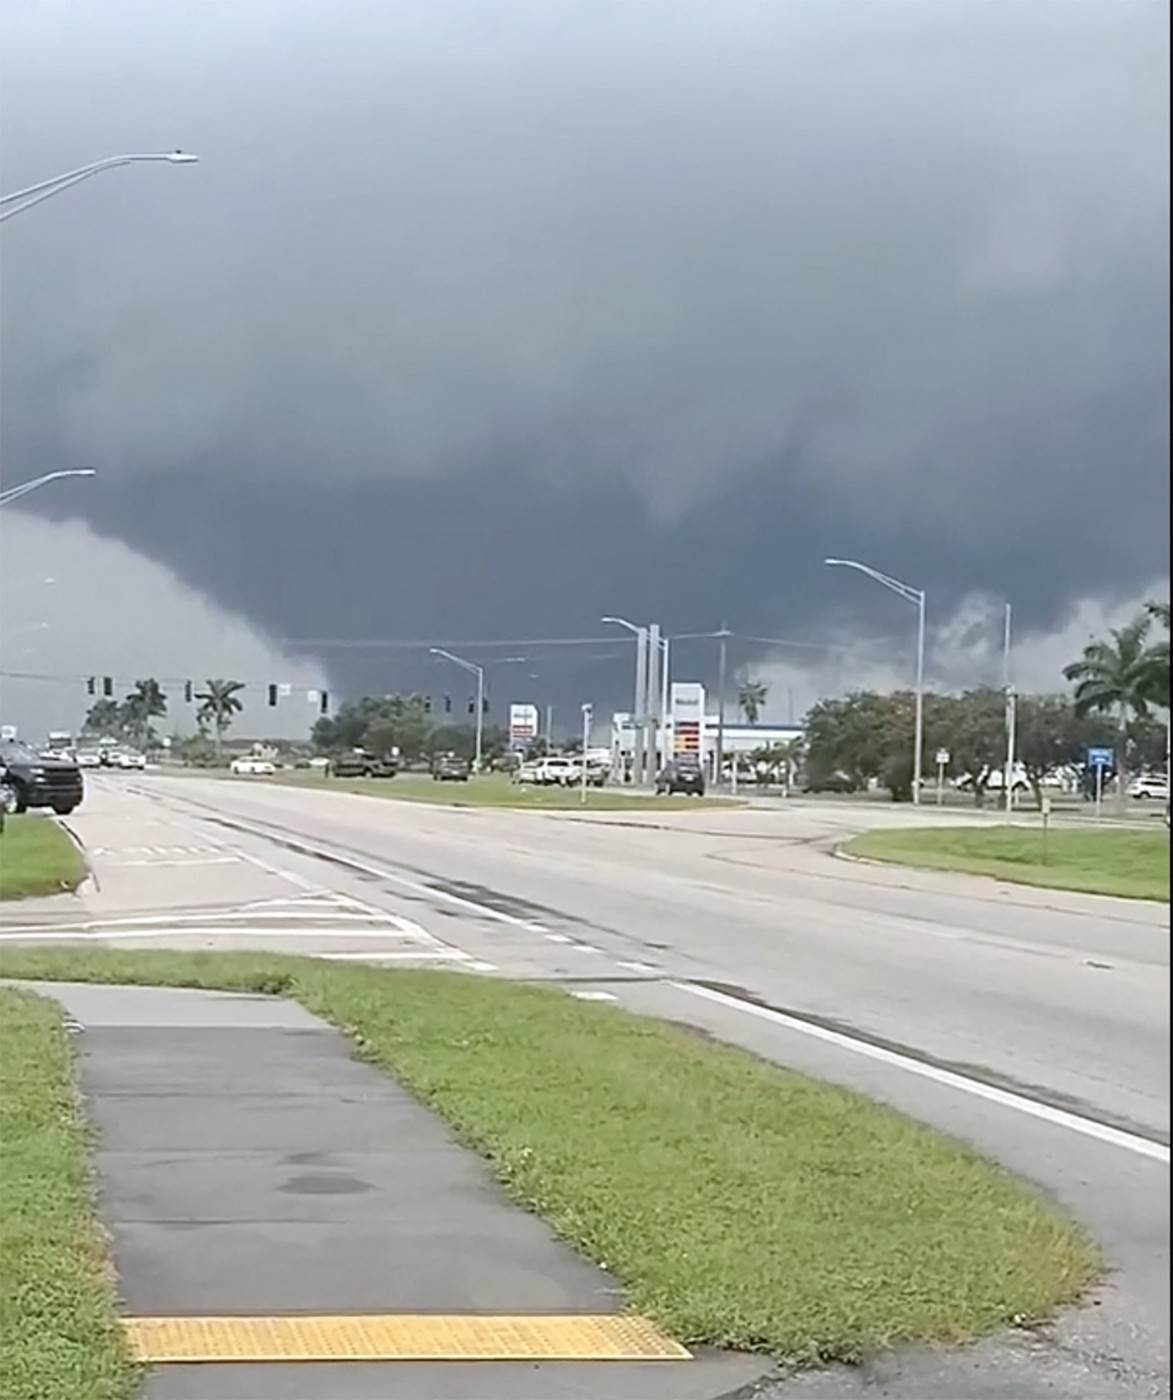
[509,703,539,746]
[670,683,705,755]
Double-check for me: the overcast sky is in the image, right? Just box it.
[1,0,1168,734]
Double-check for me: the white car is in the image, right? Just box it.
[76,750,102,768]
[516,756,578,786]
[1129,774,1169,801]
[117,750,147,770]
[230,756,276,776]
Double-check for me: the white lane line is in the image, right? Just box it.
[617,960,659,974]
[235,848,322,892]
[0,926,449,943]
[311,950,471,962]
[544,933,573,944]
[571,944,601,954]
[673,982,1171,1165]
[113,857,240,868]
[209,810,550,931]
[572,990,617,1002]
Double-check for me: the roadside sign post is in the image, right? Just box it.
[580,705,593,806]
[1040,794,1052,865]
[935,748,950,806]
[1086,747,1114,822]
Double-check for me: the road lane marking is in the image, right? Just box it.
[0,926,462,942]
[139,793,552,932]
[673,981,1170,1164]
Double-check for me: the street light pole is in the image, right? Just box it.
[430,647,486,772]
[0,152,198,223]
[825,559,928,805]
[0,469,96,507]
[602,617,649,784]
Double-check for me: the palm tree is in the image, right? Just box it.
[1142,602,1170,707]
[82,698,122,736]
[121,678,168,750]
[195,679,245,757]
[1063,615,1155,802]
[738,679,769,724]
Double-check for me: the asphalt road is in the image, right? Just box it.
[7,773,1169,1398]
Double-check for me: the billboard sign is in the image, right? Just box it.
[509,703,539,747]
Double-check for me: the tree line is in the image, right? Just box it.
[781,601,1170,803]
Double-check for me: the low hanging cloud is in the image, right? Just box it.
[0,0,1167,715]
[0,513,325,740]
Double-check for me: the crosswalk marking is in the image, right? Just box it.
[0,890,482,971]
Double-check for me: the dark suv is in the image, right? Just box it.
[328,750,399,779]
[1,742,84,815]
[655,757,706,796]
[432,753,471,782]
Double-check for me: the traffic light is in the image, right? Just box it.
[267,684,278,707]
[467,697,475,715]
[183,681,193,703]
[482,697,490,714]
[102,676,114,698]
[86,677,96,696]
[424,695,432,714]
[319,691,329,715]
[444,694,452,714]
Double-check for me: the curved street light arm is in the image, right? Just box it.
[0,153,198,224]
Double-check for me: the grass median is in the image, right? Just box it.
[0,949,1098,1365]
[0,816,87,901]
[223,769,737,812]
[844,825,1170,901]
[0,987,137,1400]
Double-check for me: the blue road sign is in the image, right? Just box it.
[1086,746,1115,769]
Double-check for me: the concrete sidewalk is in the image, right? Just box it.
[22,980,768,1400]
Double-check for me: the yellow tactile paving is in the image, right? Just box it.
[122,1313,691,1363]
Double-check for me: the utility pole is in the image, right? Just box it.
[634,626,649,783]
[1003,603,1017,818]
[647,623,661,774]
[715,622,730,788]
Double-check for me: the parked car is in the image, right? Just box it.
[566,756,607,787]
[328,750,399,779]
[432,752,472,782]
[655,757,706,796]
[0,741,84,815]
[516,756,578,786]
[1129,773,1170,801]
[229,755,277,776]
[802,771,858,794]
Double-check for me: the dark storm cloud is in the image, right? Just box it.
[1,0,1168,707]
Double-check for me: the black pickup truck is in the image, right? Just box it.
[1,742,85,815]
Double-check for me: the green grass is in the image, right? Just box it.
[0,817,87,901]
[845,826,1170,901]
[0,949,1098,1364]
[0,988,137,1400]
[244,769,736,812]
